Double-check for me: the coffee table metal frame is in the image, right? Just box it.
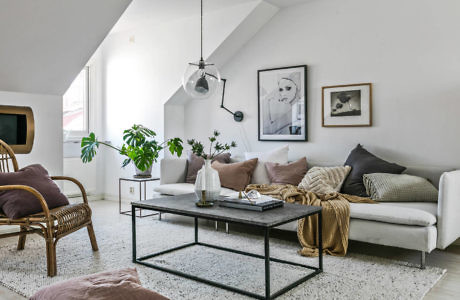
[131,202,323,300]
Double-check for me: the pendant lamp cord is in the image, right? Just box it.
[200,0,203,60]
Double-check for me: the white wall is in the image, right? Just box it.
[97,2,264,200]
[184,0,460,170]
[0,91,63,175]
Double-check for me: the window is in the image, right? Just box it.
[63,67,89,135]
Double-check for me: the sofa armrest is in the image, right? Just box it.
[160,158,187,185]
[437,170,460,249]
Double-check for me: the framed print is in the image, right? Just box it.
[322,83,372,127]
[258,65,307,141]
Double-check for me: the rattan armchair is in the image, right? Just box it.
[0,139,98,277]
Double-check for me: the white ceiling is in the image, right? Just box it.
[111,0,258,34]
[0,0,131,95]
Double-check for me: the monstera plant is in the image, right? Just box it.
[81,124,183,176]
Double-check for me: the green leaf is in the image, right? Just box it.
[80,132,99,163]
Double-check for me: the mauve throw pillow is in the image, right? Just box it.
[341,144,406,197]
[211,158,258,191]
[0,164,69,219]
[185,152,231,183]
[265,157,308,185]
[30,268,168,300]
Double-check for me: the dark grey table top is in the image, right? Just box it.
[132,194,321,228]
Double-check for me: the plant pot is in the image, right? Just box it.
[134,164,153,178]
[194,159,221,203]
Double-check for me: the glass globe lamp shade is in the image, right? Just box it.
[182,61,221,99]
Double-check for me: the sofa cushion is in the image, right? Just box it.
[265,157,307,185]
[341,144,406,197]
[245,145,289,184]
[154,183,235,196]
[0,164,69,219]
[185,152,231,184]
[349,202,437,226]
[31,268,167,300]
[298,165,351,194]
[363,173,438,202]
[212,158,258,191]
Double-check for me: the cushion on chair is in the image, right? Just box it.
[363,173,438,202]
[298,165,351,194]
[30,268,168,300]
[244,145,289,184]
[0,164,69,219]
[212,158,258,191]
[185,152,231,184]
[154,183,235,196]
[265,157,308,185]
[341,144,406,197]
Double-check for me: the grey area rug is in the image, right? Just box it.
[0,203,445,299]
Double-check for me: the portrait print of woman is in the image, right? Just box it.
[258,65,307,141]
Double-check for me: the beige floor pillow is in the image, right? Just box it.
[298,166,351,194]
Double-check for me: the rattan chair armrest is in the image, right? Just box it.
[51,176,89,204]
[0,185,51,219]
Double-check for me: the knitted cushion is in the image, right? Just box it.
[298,166,351,194]
[363,173,438,202]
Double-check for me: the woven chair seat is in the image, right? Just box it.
[50,203,92,236]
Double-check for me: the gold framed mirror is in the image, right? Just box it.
[0,105,35,154]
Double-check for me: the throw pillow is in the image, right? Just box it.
[31,268,168,300]
[265,157,308,185]
[211,158,258,191]
[185,152,231,184]
[0,164,69,219]
[363,173,438,202]
[298,166,351,194]
[341,144,406,197]
[244,145,289,184]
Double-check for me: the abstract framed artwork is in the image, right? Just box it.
[322,83,372,127]
[258,65,307,141]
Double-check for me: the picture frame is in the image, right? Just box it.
[258,65,307,141]
[322,83,372,127]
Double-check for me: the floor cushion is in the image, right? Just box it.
[30,268,168,300]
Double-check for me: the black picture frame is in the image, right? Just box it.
[257,65,308,142]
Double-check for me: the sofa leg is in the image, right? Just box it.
[225,222,229,234]
[215,221,218,231]
[420,251,426,269]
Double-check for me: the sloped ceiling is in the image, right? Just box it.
[0,0,132,95]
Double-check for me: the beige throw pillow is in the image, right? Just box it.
[244,145,289,184]
[298,166,351,194]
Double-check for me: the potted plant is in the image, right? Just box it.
[187,130,236,206]
[80,124,183,177]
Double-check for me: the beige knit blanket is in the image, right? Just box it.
[246,184,375,257]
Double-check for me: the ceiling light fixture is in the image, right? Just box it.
[182,0,221,99]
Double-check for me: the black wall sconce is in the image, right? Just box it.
[220,78,243,122]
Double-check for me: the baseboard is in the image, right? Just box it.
[454,238,460,246]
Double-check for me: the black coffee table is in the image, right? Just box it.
[131,194,323,300]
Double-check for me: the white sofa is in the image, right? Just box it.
[155,158,460,268]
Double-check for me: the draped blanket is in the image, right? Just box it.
[246,184,375,257]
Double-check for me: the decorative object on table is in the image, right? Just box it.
[298,166,351,194]
[187,130,237,206]
[363,173,439,202]
[119,177,161,218]
[322,83,372,127]
[211,158,258,191]
[245,145,289,184]
[0,139,98,277]
[219,78,244,121]
[219,190,284,211]
[265,157,308,185]
[258,65,307,141]
[185,152,231,184]
[182,0,220,99]
[81,124,183,178]
[341,144,406,197]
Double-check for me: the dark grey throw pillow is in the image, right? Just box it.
[341,144,406,197]
[185,152,231,184]
[0,164,69,219]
